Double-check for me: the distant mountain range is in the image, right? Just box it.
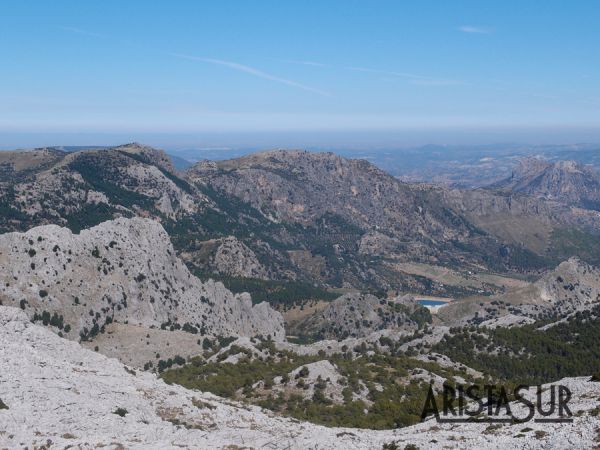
[2,143,600,299]
[24,142,600,187]
[165,142,600,187]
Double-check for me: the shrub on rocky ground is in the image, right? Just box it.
[113,407,128,417]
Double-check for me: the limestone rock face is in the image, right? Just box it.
[0,217,284,340]
[185,235,270,279]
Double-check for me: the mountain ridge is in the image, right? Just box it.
[2,304,599,449]
[0,217,284,342]
[2,143,600,295]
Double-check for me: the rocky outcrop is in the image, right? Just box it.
[296,293,430,340]
[0,217,284,341]
[256,359,372,405]
[213,236,269,278]
[182,236,270,279]
[497,256,600,319]
[439,257,600,326]
[535,257,600,314]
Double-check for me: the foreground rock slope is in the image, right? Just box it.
[1,306,599,449]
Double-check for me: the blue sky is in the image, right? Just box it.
[1,1,600,148]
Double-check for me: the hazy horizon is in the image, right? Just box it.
[3,126,600,153]
[2,1,599,145]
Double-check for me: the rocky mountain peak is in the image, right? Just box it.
[494,157,600,209]
[113,143,177,173]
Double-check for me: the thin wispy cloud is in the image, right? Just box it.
[409,78,464,86]
[458,26,493,34]
[280,60,463,86]
[279,59,330,67]
[345,66,463,86]
[345,66,423,79]
[172,53,331,97]
[59,26,106,39]
[58,27,330,96]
